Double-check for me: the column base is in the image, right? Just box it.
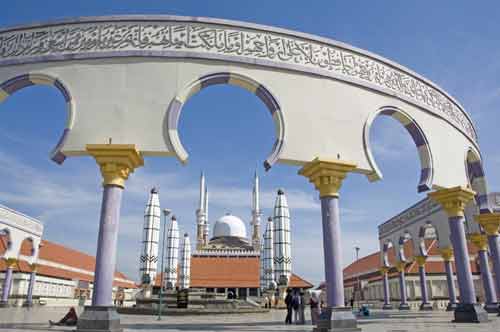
[484,302,499,313]
[76,306,122,332]
[398,303,410,310]
[453,303,489,323]
[0,301,9,308]
[446,302,457,311]
[419,303,433,311]
[382,304,393,310]
[313,307,360,332]
[22,301,33,307]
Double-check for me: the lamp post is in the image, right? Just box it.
[157,208,171,321]
[355,246,360,309]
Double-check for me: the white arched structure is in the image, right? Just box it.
[0,15,481,189]
[379,197,451,267]
[0,204,43,263]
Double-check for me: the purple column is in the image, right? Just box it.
[418,264,433,310]
[320,196,344,307]
[382,270,392,309]
[448,216,476,304]
[477,249,497,310]
[487,235,500,298]
[398,269,409,309]
[25,270,36,306]
[1,266,13,304]
[91,185,123,306]
[444,260,458,309]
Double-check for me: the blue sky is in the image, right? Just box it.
[1,1,500,286]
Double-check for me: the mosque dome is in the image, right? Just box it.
[213,214,247,239]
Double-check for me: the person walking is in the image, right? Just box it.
[284,289,293,324]
[309,291,320,326]
[292,290,300,323]
[297,291,306,325]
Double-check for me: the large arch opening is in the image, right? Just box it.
[363,106,434,193]
[165,72,285,170]
[0,73,74,164]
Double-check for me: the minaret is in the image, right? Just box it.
[164,215,179,290]
[262,216,275,290]
[273,189,291,286]
[203,185,209,246]
[178,233,191,290]
[139,188,161,285]
[196,172,206,250]
[251,171,262,251]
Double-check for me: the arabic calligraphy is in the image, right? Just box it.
[0,21,475,141]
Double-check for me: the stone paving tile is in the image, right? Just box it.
[0,307,499,332]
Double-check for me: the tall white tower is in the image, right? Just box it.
[139,187,161,285]
[164,215,179,290]
[203,185,209,246]
[178,233,191,290]
[196,172,207,250]
[273,189,291,286]
[251,171,262,251]
[262,216,275,290]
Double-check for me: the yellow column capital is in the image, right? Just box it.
[414,255,427,267]
[4,258,17,268]
[86,144,144,188]
[29,263,37,272]
[428,186,475,217]
[395,261,406,272]
[469,232,488,251]
[439,247,453,261]
[298,158,357,198]
[379,266,389,275]
[474,213,500,236]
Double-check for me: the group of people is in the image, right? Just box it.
[284,289,305,324]
[282,289,323,325]
[284,289,323,325]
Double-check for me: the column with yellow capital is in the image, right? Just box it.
[439,247,458,311]
[429,186,488,322]
[0,258,17,306]
[395,261,410,310]
[23,263,37,307]
[475,213,500,304]
[470,233,498,312]
[414,256,433,310]
[379,266,392,309]
[299,158,360,332]
[77,144,143,332]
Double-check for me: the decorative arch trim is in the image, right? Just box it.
[0,73,74,164]
[363,106,434,193]
[165,72,285,170]
[465,149,490,214]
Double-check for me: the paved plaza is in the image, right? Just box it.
[1,307,500,332]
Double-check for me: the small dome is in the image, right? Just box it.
[213,214,247,239]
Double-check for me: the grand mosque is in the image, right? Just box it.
[138,172,312,299]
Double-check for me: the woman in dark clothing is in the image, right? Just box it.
[49,307,78,326]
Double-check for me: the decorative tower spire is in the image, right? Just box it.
[273,189,291,286]
[178,233,191,290]
[139,187,161,286]
[251,171,262,251]
[196,172,206,250]
[164,215,179,290]
[262,216,275,290]
[203,185,209,246]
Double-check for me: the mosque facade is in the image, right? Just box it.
[151,173,313,298]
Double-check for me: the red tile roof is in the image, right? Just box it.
[154,256,313,289]
[1,239,136,289]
